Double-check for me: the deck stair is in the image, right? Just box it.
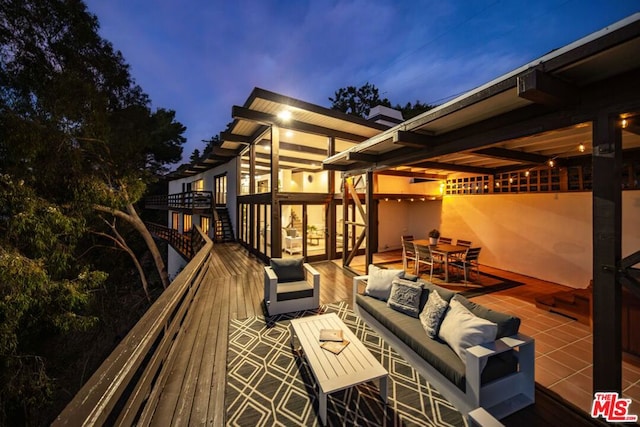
[214,208,235,242]
[535,285,592,326]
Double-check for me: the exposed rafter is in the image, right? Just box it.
[517,69,578,107]
[410,160,494,175]
[375,169,447,180]
[232,106,369,142]
[473,147,550,164]
[393,130,435,148]
[220,131,251,144]
[347,152,378,163]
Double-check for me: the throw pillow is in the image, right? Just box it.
[419,290,449,338]
[438,298,498,371]
[365,264,403,301]
[387,278,423,318]
[270,257,305,282]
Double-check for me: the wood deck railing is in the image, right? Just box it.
[145,191,213,210]
[52,226,213,426]
[146,222,207,260]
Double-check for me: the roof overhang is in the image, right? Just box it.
[324,13,640,177]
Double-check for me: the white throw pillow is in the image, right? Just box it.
[419,290,449,338]
[438,298,498,371]
[365,264,403,301]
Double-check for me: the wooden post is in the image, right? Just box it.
[365,170,374,268]
[592,112,622,393]
[271,125,282,256]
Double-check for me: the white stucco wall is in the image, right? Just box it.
[439,191,640,288]
[377,200,442,251]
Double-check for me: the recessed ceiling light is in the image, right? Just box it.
[278,110,292,121]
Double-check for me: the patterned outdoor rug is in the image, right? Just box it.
[225,302,466,427]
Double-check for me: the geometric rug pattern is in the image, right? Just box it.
[226,301,467,426]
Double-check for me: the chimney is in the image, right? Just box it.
[366,105,404,127]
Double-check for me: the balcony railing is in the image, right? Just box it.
[145,191,213,210]
[53,226,212,426]
[145,222,207,260]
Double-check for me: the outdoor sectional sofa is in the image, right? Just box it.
[352,267,535,422]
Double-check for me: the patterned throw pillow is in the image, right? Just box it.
[387,278,423,318]
[419,290,449,339]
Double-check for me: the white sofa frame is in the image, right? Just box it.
[352,275,535,422]
[264,263,320,316]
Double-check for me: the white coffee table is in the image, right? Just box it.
[289,312,388,425]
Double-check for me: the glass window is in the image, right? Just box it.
[183,214,192,233]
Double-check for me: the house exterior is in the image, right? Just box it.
[147,11,640,404]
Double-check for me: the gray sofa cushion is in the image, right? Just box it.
[277,281,313,301]
[270,257,305,283]
[453,294,521,339]
[356,291,518,392]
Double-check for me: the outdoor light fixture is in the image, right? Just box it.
[622,119,628,128]
[278,110,292,121]
[578,143,586,153]
[525,170,530,177]
[548,159,555,167]
[509,177,513,184]
[285,130,293,138]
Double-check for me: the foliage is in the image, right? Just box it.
[329,82,391,118]
[0,0,186,422]
[190,148,201,163]
[329,83,434,119]
[0,175,106,423]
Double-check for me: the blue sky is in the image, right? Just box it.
[83,0,639,164]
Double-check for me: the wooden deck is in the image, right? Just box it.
[150,243,604,426]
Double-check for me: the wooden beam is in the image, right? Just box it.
[393,130,435,148]
[517,69,578,107]
[365,170,374,268]
[592,112,623,394]
[410,160,494,175]
[347,152,378,163]
[232,106,369,142]
[219,131,251,144]
[473,147,550,164]
[375,169,447,180]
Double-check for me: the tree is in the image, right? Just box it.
[329,82,391,118]
[0,0,185,422]
[190,148,201,163]
[329,83,435,120]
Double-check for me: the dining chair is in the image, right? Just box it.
[456,239,472,248]
[414,242,443,280]
[449,247,482,285]
[438,237,452,245]
[401,237,417,272]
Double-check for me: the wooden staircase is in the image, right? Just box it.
[214,207,235,242]
[535,284,592,326]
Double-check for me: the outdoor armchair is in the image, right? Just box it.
[264,258,320,316]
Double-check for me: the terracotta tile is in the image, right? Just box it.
[535,364,565,387]
[536,355,577,378]
[547,349,591,372]
[565,371,593,395]
[560,342,592,364]
[549,380,594,413]
[545,326,583,344]
[534,339,558,356]
[562,322,592,337]
[536,331,573,349]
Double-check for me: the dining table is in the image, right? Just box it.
[414,240,469,282]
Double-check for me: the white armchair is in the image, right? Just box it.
[264,258,320,316]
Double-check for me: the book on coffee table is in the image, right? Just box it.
[321,339,350,355]
[319,329,343,342]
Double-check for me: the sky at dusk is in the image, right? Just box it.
[83,0,639,164]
